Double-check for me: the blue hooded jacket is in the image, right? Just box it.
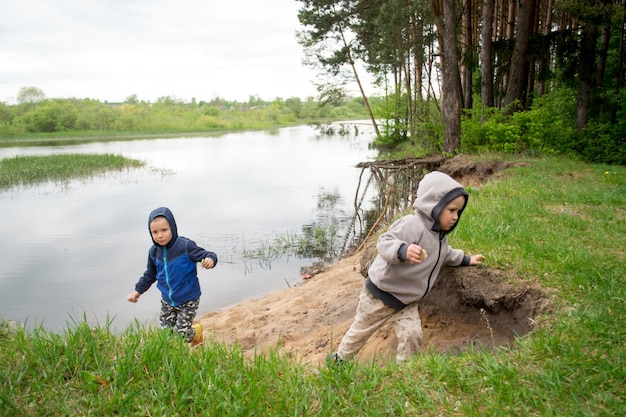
[134,207,218,306]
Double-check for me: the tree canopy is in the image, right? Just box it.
[297,0,626,164]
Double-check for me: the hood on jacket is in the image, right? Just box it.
[148,206,179,248]
[413,171,468,234]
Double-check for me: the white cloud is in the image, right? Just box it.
[0,0,321,103]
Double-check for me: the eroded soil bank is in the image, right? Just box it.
[197,155,549,365]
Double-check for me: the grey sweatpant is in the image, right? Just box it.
[337,286,423,362]
[159,298,200,343]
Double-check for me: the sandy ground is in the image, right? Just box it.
[197,237,545,367]
[198,253,366,366]
[196,156,547,366]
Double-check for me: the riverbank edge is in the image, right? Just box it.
[0,118,369,148]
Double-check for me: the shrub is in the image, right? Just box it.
[461,91,578,156]
[579,120,626,165]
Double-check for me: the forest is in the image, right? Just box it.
[297,0,626,164]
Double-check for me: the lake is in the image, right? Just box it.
[0,123,377,332]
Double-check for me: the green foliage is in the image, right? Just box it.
[577,89,626,165]
[461,107,521,153]
[0,103,21,137]
[371,92,409,148]
[296,0,625,164]
[461,91,580,157]
[14,99,79,133]
[371,93,443,154]
[0,95,369,140]
[578,120,626,165]
[516,90,577,154]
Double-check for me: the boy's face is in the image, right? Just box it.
[438,195,466,231]
[150,216,172,246]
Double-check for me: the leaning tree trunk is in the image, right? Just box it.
[337,28,380,137]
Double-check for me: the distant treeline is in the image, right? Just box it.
[0,91,370,138]
[2,87,625,165]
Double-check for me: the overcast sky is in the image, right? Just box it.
[0,0,326,104]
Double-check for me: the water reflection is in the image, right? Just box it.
[0,124,377,332]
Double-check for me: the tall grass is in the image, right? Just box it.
[1,156,624,416]
[242,225,340,267]
[0,154,144,189]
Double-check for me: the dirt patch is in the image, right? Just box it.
[416,266,547,353]
[198,254,548,366]
[436,154,526,186]
[196,155,549,365]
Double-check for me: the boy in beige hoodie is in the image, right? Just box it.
[331,171,484,362]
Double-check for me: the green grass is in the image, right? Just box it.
[1,156,625,416]
[0,153,144,189]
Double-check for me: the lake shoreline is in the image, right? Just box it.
[0,125,377,332]
[0,118,369,148]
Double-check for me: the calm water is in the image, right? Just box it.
[0,124,377,332]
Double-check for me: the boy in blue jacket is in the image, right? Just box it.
[127,207,217,346]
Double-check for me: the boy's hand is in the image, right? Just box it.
[199,258,215,269]
[127,291,141,303]
[406,244,427,263]
[469,254,485,265]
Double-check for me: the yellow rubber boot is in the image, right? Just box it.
[190,323,203,346]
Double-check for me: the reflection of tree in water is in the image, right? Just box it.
[241,187,367,269]
[241,158,449,272]
[300,185,381,262]
[310,122,361,137]
[301,187,343,261]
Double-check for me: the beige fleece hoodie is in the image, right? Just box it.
[367,171,471,306]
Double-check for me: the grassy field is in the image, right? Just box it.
[0,156,624,416]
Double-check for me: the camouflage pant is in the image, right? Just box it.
[159,298,200,343]
[337,285,422,362]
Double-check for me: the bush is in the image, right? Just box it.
[14,100,79,133]
[461,107,521,153]
[461,91,578,156]
[579,120,626,165]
